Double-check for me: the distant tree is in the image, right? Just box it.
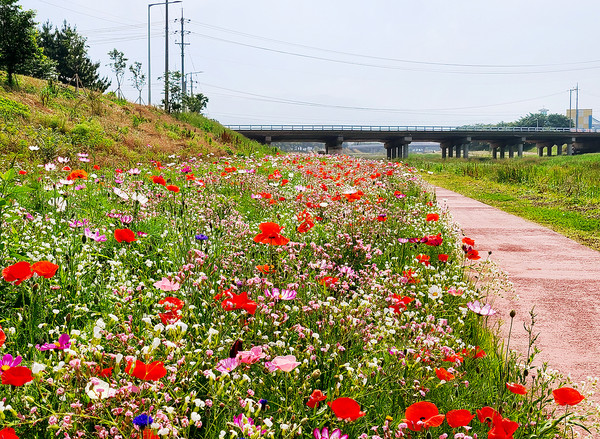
[546,113,571,128]
[129,61,146,104]
[510,112,571,128]
[159,70,183,113]
[38,21,111,92]
[107,49,127,99]
[0,0,39,85]
[183,93,209,114]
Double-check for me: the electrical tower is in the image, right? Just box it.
[175,10,190,104]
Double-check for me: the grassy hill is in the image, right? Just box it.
[0,73,278,165]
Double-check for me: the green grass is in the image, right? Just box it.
[406,154,600,251]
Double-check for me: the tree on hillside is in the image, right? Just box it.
[183,93,209,114]
[0,0,39,85]
[38,21,111,91]
[129,61,146,104]
[107,49,127,99]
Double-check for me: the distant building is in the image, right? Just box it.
[566,109,593,129]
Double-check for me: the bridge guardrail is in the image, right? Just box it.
[225,125,587,133]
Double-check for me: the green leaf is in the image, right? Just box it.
[1,168,16,181]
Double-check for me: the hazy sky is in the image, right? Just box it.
[17,0,600,126]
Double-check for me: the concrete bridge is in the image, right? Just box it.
[227,125,600,158]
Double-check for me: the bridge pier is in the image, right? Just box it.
[384,137,412,160]
[325,136,344,155]
[441,138,470,159]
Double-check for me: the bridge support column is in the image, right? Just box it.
[537,145,544,157]
[492,147,498,159]
[517,143,524,158]
[264,136,272,146]
[556,144,562,156]
[462,143,470,158]
[547,145,552,156]
[455,144,461,158]
[325,136,344,155]
[384,137,412,160]
[567,142,573,155]
[441,146,447,159]
[500,145,506,159]
[508,145,514,158]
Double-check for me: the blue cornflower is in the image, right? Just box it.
[133,413,153,428]
[259,399,268,409]
[195,234,209,241]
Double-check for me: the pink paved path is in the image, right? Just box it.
[435,186,600,386]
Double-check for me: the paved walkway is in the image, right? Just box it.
[435,187,600,388]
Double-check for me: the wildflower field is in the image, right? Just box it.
[0,152,590,438]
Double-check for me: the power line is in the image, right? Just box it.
[188,20,600,71]
[199,82,567,113]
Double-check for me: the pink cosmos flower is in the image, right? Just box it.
[467,300,497,316]
[153,277,181,291]
[265,355,300,372]
[447,287,464,297]
[264,288,297,301]
[0,354,22,371]
[216,357,239,373]
[84,228,107,242]
[37,333,71,351]
[237,346,266,364]
[314,427,348,439]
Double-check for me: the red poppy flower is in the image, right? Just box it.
[488,413,519,439]
[426,213,439,222]
[446,409,475,428]
[552,387,584,406]
[307,389,327,408]
[186,173,196,181]
[256,264,275,274]
[327,397,366,421]
[0,427,19,439]
[31,261,59,279]
[319,276,339,287]
[1,366,33,386]
[152,176,166,186]
[476,406,499,426]
[166,185,180,193]
[253,222,289,246]
[462,237,475,246]
[0,326,5,347]
[390,295,414,314]
[404,401,445,431]
[67,169,87,180]
[221,291,258,315]
[93,164,100,170]
[416,254,430,265]
[435,367,455,381]
[158,297,184,324]
[142,430,159,439]
[466,249,481,260]
[224,166,237,173]
[506,382,527,395]
[438,254,449,262]
[443,353,463,363]
[402,269,420,284]
[297,221,314,233]
[424,234,443,246]
[126,360,167,381]
[2,261,33,285]
[99,367,113,378]
[114,228,137,243]
[18,170,27,175]
[62,166,71,172]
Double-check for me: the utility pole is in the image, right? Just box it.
[575,83,579,132]
[147,0,181,107]
[175,9,190,101]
